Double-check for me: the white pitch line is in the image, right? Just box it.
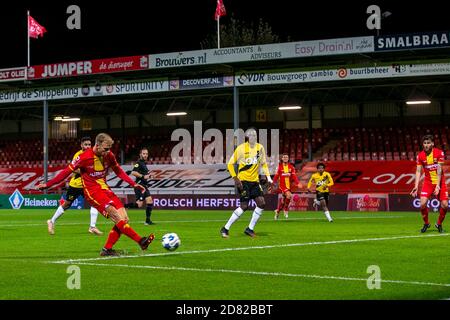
[49,233,450,264]
[0,215,404,228]
[63,262,450,288]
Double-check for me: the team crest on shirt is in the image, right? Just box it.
[245,156,259,165]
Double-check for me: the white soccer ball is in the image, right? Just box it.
[161,233,181,251]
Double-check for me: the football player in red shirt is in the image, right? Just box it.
[37,133,155,256]
[410,134,448,233]
[272,153,302,219]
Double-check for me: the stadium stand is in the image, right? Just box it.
[1,125,449,168]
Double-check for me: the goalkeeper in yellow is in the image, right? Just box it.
[221,128,273,238]
[307,162,334,222]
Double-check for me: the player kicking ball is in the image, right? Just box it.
[37,133,154,256]
[307,162,334,222]
[272,153,302,220]
[410,135,448,233]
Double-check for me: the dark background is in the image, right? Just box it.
[1,1,450,67]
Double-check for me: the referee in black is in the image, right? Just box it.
[131,147,155,225]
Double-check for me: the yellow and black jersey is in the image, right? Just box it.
[227,142,270,183]
[68,150,83,188]
[307,171,334,193]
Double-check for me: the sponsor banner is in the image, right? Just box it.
[0,193,60,209]
[294,36,374,57]
[347,193,389,211]
[235,62,450,87]
[27,55,149,80]
[2,161,448,197]
[299,161,450,194]
[389,194,442,212]
[0,79,168,104]
[109,164,234,194]
[169,76,234,90]
[0,67,27,82]
[0,165,235,195]
[149,36,374,69]
[376,31,450,51]
[123,194,278,210]
[283,193,348,211]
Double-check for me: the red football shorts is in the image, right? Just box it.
[279,187,292,194]
[84,188,124,217]
[420,182,449,201]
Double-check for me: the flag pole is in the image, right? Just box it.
[27,10,30,67]
[217,16,220,48]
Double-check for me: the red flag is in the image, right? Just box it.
[28,15,47,39]
[215,0,226,20]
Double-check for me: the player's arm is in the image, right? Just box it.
[434,164,443,195]
[291,165,302,189]
[307,174,314,193]
[272,166,280,184]
[37,159,80,190]
[109,154,145,192]
[326,172,334,187]
[259,146,273,184]
[434,150,446,195]
[131,163,151,180]
[227,146,243,190]
[411,165,422,197]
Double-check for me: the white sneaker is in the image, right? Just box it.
[284,211,288,219]
[47,220,55,235]
[88,226,103,235]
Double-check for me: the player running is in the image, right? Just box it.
[131,147,155,225]
[46,137,103,236]
[220,128,273,238]
[410,134,448,233]
[37,133,154,256]
[273,153,302,220]
[307,162,334,222]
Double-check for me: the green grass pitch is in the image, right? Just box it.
[0,209,449,300]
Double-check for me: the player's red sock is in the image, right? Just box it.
[104,225,121,250]
[116,220,141,243]
[277,197,284,212]
[420,207,430,225]
[437,207,447,225]
[284,197,291,210]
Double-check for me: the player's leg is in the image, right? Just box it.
[436,194,448,233]
[313,192,321,210]
[88,206,103,235]
[222,202,248,238]
[103,206,154,252]
[144,192,154,225]
[221,182,250,237]
[419,196,431,232]
[321,193,333,222]
[95,191,154,255]
[275,193,285,220]
[283,191,292,219]
[47,188,78,235]
[245,195,265,237]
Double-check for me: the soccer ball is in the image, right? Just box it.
[161,233,181,251]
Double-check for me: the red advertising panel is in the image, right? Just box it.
[0,167,65,194]
[299,161,450,194]
[27,55,149,80]
[0,67,27,82]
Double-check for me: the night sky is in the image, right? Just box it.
[1,0,450,68]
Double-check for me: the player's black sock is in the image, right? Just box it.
[146,203,153,221]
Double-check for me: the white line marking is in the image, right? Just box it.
[62,262,450,288]
[0,215,404,228]
[49,233,449,264]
